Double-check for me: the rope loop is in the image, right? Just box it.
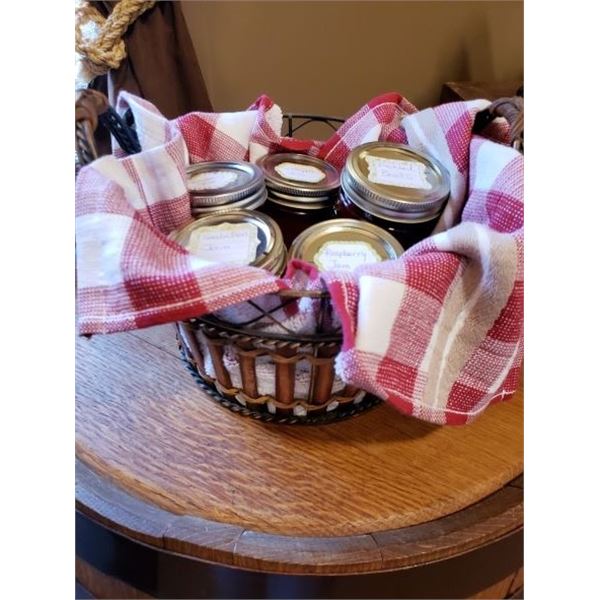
[75,0,156,82]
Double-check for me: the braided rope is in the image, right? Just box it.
[75,0,156,82]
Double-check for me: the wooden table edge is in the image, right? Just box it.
[76,458,523,576]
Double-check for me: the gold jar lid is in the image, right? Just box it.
[257,153,340,200]
[343,142,450,221]
[289,218,404,272]
[173,210,287,275]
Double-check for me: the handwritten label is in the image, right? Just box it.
[188,170,238,191]
[188,223,260,266]
[314,241,381,272]
[366,156,431,190]
[274,162,326,183]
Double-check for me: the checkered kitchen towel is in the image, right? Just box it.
[76,91,522,424]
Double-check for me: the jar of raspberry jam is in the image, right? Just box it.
[336,142,451,249]
[257,153,340,246]
[289,218,404,272]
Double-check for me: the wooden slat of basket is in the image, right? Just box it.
[235,344,261,399]
[272,349,298,406]
[203,336,233,390]
[310,348,338,405]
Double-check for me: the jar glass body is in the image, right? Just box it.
[335,190,438,249]
[261,197,338,247]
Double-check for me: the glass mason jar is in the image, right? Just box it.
[289,218,404,272]
[186,161,267,216]
[257,153,340,246]
[172,209,287,276]
[336,142,451,249]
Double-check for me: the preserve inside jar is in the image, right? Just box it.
[173,209,287,275]
[337,142,451,249]
[186,161,267,215]
[257,153,340,246]
[289,218,404,272]
[336,186,439,248]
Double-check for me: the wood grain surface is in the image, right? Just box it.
[76,502,522,592]
[76,324,523,544]
[76,456,522,574]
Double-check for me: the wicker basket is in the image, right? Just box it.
[76,90,523,424]
[174,293,379,424]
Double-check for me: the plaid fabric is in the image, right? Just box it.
[323,132,523,425]
[76,91,523,424]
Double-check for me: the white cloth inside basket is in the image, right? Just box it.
[200,341,345,401]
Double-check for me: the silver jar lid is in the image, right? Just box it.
[257,153,340,199]
[289,218,404,272]
[173,210,287,275]
[186,161,265,208]
[191,187,267,215]
[342,142,450,221]
[341,177,441,223]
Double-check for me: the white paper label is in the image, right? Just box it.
[366,156,431,190]
[314,241,381,272]
[188,170,238,191]
[188,223,260,266]
[274,162,326,183]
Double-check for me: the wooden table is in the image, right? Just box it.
[76,324,524,599]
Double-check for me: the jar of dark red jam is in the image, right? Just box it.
[336,142,451,249]
[257,153,340,246]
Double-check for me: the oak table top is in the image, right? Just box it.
[75,324,523,576]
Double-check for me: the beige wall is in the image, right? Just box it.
[181,1,523,117]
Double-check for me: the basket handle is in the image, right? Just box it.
[76,89,108,166]
[75,89,141,168]
[472,95,524,152]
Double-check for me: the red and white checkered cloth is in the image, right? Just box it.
[76,91,522,424]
